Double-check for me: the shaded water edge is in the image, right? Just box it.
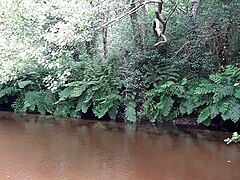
[0,111,234,142]
[1,95,240,132]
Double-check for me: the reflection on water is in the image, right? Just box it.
[0,111,240,180]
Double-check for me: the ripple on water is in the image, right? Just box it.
[0,111,240,180]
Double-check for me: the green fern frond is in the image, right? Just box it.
[108,104,119,120]
[197,106,211,124]
[194,82,216,95]
[179,98,195,115]
[24,91,39,111]
[161,94,174,117]
[58,87,73,102]
[235,88,240,99]
[93,94,121,119]
[12,96,26,113]
[23,90,56,114]
[125,101,137,122]
[54,102,72,117]
[18,80,35,89]
[221,98,240,123]
[0,87,19,98]
[69,85,87,98]
[217,100,230,114]
[213,85,234,103]
[209,73,222,84]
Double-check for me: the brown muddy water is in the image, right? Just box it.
[0,111,240,180]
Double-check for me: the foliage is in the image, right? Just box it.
[0,0,240,127]
[193,65,240,125]
[143,65,240,125]
[54,60,123,119]
[12,90,56,114]
[143,79,186,123]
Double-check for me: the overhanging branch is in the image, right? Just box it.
[98,0,179,47]
[100,0,162,28]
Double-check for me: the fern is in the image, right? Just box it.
[235,88,240,99]
[0,86,19,99]
[221,98,240,123]
[18,80,35,89]
[143,79,186,123]
[108,104,119,120]
[143,62,180,88]
[197,106,211,124]
[54,102,73,117]
[209,73,223,84]
[125,101,137,122]
[11,96,26,113]
[194,81,216,95]
[213,85,234,103]
[93,94,121,119]
[55,60,123,120]
[161,94,174,117]
[218,100,229,114]
[180,98,195,115]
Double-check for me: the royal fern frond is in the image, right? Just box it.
[213,85,234,103]
[197,106,211,124]
[125,101,137,122]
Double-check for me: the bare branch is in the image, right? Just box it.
[171,41,189,58]
[168,0,186,14]
[165,0,179,23]
[98,0,179,47]
[99,0,162,28]
[153,34,167,46]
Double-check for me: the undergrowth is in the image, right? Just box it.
[0,62,240,126]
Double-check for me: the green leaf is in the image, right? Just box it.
[213,85,234,103]
[69,85,87,98]
[218,101,229,114]
[108,104,119,120]
[179,99,195,115]
[202,118,211,126]
[221,98,240,123]
[0,89,6,98]
[161,95,174,117]
[235,89,240,99]
[195,82,216,95]
[82,101,92,113]
[125,101,137,122]
[197,106,211,124]
[181,78,188,86]
[18,80,35,88]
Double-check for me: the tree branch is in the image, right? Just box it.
[100,0,162,28]
[168,0,186,14]
[165,0,179,23]
[98,0,179,47]
[153,0,179,46]
[153,34,167,46]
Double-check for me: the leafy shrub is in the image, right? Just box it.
[143,65,240,125]
[143,79,187,123]
[55,60,123,119]
[12,90,56,114]
[193,65,240,125]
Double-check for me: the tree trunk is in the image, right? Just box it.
[190,0,200,20]
[102,16,108,59]
[130,0,143,49]
[141,0,147,48]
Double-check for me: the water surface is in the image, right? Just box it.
[0,111,239,180]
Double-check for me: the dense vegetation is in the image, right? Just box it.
[0,0,240,127]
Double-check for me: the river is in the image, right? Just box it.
[0,111,239,180]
